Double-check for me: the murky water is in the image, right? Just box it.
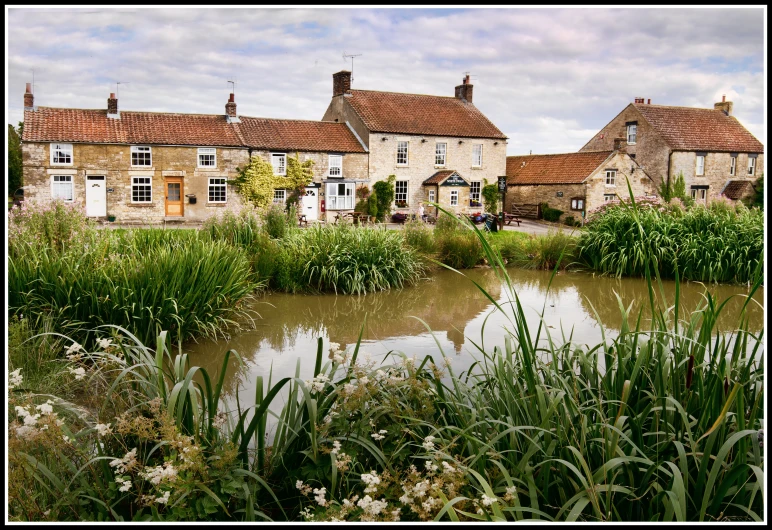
[186,268,764,404]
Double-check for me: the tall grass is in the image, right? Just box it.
[9,209,260,345]
[275,224,426,294]
[577,197,763,284]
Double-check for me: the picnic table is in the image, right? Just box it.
[298,214,308,227]
[501,213,521,226]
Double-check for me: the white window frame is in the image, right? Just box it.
[131,176,153,203]
[394,180,408,206]
[50,143,73,166]
[604,194,616,202]
[131,146,152,167]
[328,154,343,178]
[326,182,355,210]
[729,155,737,176]
[472,144,483,167]
[627,124,637,144]
[748,156,756,176]
[691,187,707,202]
[50,175,74,201]
[435,142,447,166]
[208,177,227,203]
[570,198,585,211]
[271,153,287,176]
[428,189,436,203]
[198,148,216,168]
[605,170,617,186]
[450,189,459,206]
[273,189,286,204]
[470,181,481,205]
[695,155,705,176]
[396,141,409,166]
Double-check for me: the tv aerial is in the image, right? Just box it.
[343,52,362,84]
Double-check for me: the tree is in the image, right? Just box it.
[234,154,314,209]
[751,173,764,210]
[658,171,693,207]
[8,123,23,196]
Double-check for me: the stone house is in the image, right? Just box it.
[20,84,367,224]
[506,147,654,222]
[322,71,508,217]
[579,96,764,205]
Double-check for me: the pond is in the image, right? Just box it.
[186,267,764,409]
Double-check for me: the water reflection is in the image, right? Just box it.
[186,268,763,400]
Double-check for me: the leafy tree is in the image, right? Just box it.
[751,173,764,210]
[372,175,395,222]
[8,123,23,196]
[658,171,693,207]
[234,154,314,209]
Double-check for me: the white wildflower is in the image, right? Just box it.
[95,423,112,436]
[97,338,113,350]
[115,476,132,492]
[505,486,516,496]
[110,448,138,474]
[333,353,344,363]
[422,435,436,451]
[399,493,413,505]
[480,493,497,506]
[313,487,328,506]
[422,497,438,512]
[68,366,87,380]
[425,460,439,473]
[155,490,171,504]
[62,435,72,444]
[441,461,456,474]
[141,461,178,486]
[412,480,430,498]
[357,495,387,517]
[342,383,356,395]
[361,471,381,493]
[36,400,55,415]
[9,368,23,388]
[371,430,386,441]
[305,374,330,393]
[296,480,304,490]
[374,369,386,381]
[16,425,37,439]
[331,440,342,455]
[329,342,341,353]
[23,412,41,427]
[359,376,369,385]
[15,405,31,419]
[65,342,82,356]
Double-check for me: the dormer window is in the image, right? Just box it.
[51,143,73,165]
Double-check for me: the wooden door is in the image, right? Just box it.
[165,177,183,216]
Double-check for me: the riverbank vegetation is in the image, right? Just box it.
[8,198,764,521]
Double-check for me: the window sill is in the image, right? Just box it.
[627,142,636,146]
[206,202,227,207]
[197,167,219,171]
[130,166,155,170]
[471,166,482,169]
[50,163,74,167]
[434,165,446,169]
[128,203,155,207]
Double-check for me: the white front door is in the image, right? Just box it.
[302,187,318,221]
[85,175,107,217]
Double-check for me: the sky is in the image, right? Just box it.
[5,6,767,155]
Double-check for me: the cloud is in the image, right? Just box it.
[7,7,765,153]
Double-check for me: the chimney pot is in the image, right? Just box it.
[229,93,235,102]
[110,92,115,99]
[722,94,726,102]
[647,98,651,104]
[333,71,352,97]
[24,83,34,109]
[225,93,237,118]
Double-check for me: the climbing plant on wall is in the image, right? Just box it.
[234,154,315,209]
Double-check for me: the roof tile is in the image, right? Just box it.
[346,90,507,139]
[634,104,764,152]
[506,151,613,185]
[721,180,754,200]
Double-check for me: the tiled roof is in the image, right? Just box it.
[345,90,507,139]
[22,107,366,153]
[423,170,460,185]
[506,151,613,185]
[721,180,754,200]
[634,103,764,153]
[237,117,366,152]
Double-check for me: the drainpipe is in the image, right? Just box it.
[666,150,673,192]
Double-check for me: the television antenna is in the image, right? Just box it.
[227,77,237,95]
[343,52,362,84]
[116,81,129,98]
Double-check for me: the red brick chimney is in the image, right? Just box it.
[634,97,644,104]
[333,71,351,97]
[714,94,733,116]
[24,83,34,109]
[455,74,473,103]
[107,92,119,117]
[225,93,237,117]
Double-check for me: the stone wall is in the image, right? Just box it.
[670,151,764,204]
[366,134,506,216]
[579,103,671,190]
[506,183,586,220]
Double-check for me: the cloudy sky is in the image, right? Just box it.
[6,6,766,155]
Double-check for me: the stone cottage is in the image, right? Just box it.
[20,83,367,224]
[321,71,508,217]
[506,146,654,222]
[579,96,764,205]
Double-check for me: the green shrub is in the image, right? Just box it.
[540,202,564,223]
[402,218,436,257]
[263,203,290,239]
[372,176,395,222]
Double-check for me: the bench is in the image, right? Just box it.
[502,213,521,226]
